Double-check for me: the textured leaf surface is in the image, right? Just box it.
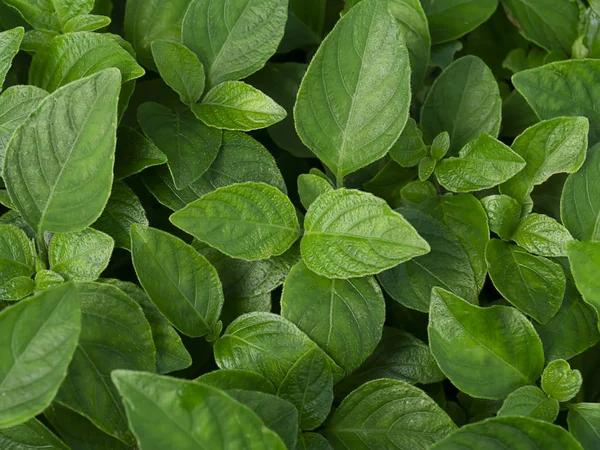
[568,403,600,450]
[389,118,428,168]
[196,369,276,394]
[298,173,333,210]
[497,386,559,423]
[566,240,600,321]
[513,213,573,257]
[0,224,35,292]
[542,359,582,402]
[0,418,69,449]
[0,27,24,90]
[481,195,523,240]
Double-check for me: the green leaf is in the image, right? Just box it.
[389,118,429,168]
[400,180,437,204]
[114,126,167,181]
[29,32,144,92]
[192,81,286,131]
[55,282,155,446]
[512,213,573,257]
[500,117,589,204]
[48,228,113,282]
[324,379,457,449]
[4,69,121,235]
[3,0,61,30]
[561,141,600,241]
[0,224,35,291]
[171,182,300,261]
[497,386,559,423]
[181,0,288,89]
[428,287,545,399]
[298,173,333,210]
[420,0,498,44]
[0,283,80,428]
[112,370,286,450]
[0,418,70,449]
[418,156,437,181]
[63,14,112,33]
[294,0,411,181]
[51,0,95,25]
[297,433,332,450]
[196,369,276,394]
[486,239,565,324]
[131,225,224,337]
[93,181,149,251]
[151,40,205,106]
[567,240,600,322]
[421,56,502,154]
[278,0,324,53]
[513,61,600,144]
[568,403,600,450]
[429,40,463,69]
[35,270,65,292]
[430,132,450,161]
[138,102,222,189]
[541,359,582,402]
[301,189,430,278]
[281,261,385,373]
[21,29,58,53]
[214,312,344,386]
[0,27,23,90]
[435,134,526,192]
[501,0,579,54]
[430,416,583,449]
[0,276,34,302]
[481,194,522,240]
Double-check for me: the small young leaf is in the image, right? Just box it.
[430,131,450,160]
[114,126,167,181]
[418,156,437,181]
[568,403,600,450]
[389,118,429,168]
[400,180,437,204]
[196,369,276,394]
[497,386,559,423]
[0,224,35,293]
[63,14,112,32]
[297,173,333,210]
[34,270,64,292]
[481,195,522,240]
[512,213,573,257]
[542,360,582,402]
[567,240,600,321]
[0,418,69,449]
[0,27,24,90]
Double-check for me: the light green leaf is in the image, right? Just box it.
[138,102,222,189]
[325,379,457,449]
[428,287,545,399]
[566,240,600,322]
[181,0,288,89]
[561,141,600,241]
[131,225,224,337]
[112,371,286,450]
[151,40,205,106]
[421,56,502,154]
[513,213,573,257]
[0,27,23,90]
[196,369,276,394]
[400,180,437,204]
[418,156,436,181]
[500,117,589,204]
[301,189,430,279]
[0,283,80,428]
[481,194,522,240]
[298,173,333,210]
[0,224,35,291]
[114,126,167,181]
[192,81,286,131]
[542,359,582,402]
[29,32,144,92]
[34,270,64,292]
[51,0,95,25]
[430,416,583,449]
[171,182,300,261]
[431,132,450,160]
[0,276,34,302]
[55,282,155,446]
[21,29,58,53]
[389,118,429,168]
[568,403,600,450]
[497,386,559,423]
[0,418,70,449]
[281,261,385,374]
[295,0,411,181]
[435,134,526,192]
[3,0,61,30]
[4,69,121,235]
[63,14,112,33]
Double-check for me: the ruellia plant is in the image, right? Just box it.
[0,0,599,448]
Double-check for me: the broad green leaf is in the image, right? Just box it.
[29,32,144,92]
[281,261,385,374]
[435,134,526,192]
[277,348,334,431]
[379,209,478,312]
[389,118,429,168]
[93,181,149,251]
[138,102,222,189]
[181,0,288,89]
[430,416,583,449]
[196,369,276,394]
[513,213,573,257]
[421,56,502,154]
[278,0,324,53]
[295,0,411,182]
[192,81,286,131]
[561,142,600,241]
[497,386,559,423]
[298,173,333,210]
[35,270,64,292]
[481,194,522,240]
[114,126,167,180]
[55,282,155,446]
[568,403,600,450]
[301,189,430,279]
[420,0,498,44]
[542,359,582,402]
[325,379,457,449]
[0,27,23,90]
[502,0,579,54]
[0,418,69,449]
[0,86,47,168]
[0,224,35,293]
[486,240,565,324]
[48,228,113,282]
[171,182,301,261]
[0,283,80,428]
[214,312,344,386]
[63,14,112,33]
[112,371,286,450]
[151,40,205,106]
[4,69,121,235]
[131,225,224,337]
[103,279,192,375]
[566,240,600,321]
[428,287,545,399]
[500,117,589,204]
[513,61,600,144]
[3,0,61,30]
[124,0,191,69]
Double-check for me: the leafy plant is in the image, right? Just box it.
[0,0,599,448]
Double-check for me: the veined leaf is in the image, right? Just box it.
[568,403,600,450]
[481,195,522,240]
[512,213,573,257]
[0,418,70,449]
[0,27,24,90]
[63,14,112,33]
[3,0,61,30]
[389,118,429,168]
[0,224,35,294]
[542,359,582,402]
[298,173,333,209]
[567,240,600,325]
[196,369,276,394]
[497,386,559,423]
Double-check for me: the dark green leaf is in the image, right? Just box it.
[568,403,600,450]
[196,369,276,394]
[114,126,167,181]
[497,386,559,423]
[0,418,69,449]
